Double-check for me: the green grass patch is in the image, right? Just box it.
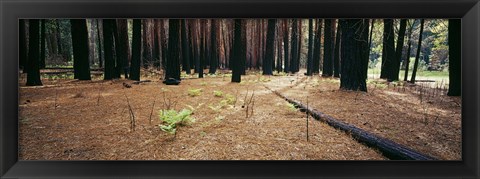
[158,109,195,134]
[188,88,203,97]
[213,90,223,97]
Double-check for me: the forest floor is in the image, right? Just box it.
[18,69,461,160]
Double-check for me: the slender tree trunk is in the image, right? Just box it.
[306,19,314,76]
[231,19,245,83]
[410,19,425,84]
[70,19,91,80]
[20,19,28,72]
[130,19,142,81]
[403,20,416,81]
[26,19,43,86]
[114,19,130,78]
[333,22,341,77]
[153,19,161,68]
[103,19,116,80]
[263,19,276,75]
[447,19,461,96]
[283,19,290,73]
[312,19,322,74]
[180,19,191,75]
[209,19,218,74]
[290,19,298,73]
[381,19,395,79]
[96,19,103,68]
[322,19,334,76]
[165,19,181,81]
[40,19,46,69]
[55,20,63,55]
[389,19,407,81]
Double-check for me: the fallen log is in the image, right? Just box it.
[267,87,437,160]
[132,80,152,85]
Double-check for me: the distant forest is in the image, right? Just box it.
[19,19,461,96]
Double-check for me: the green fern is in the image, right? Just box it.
[158,109,195,134]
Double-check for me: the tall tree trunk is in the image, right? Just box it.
[231,19,245,83]
[88,19,96,66]
[103,19,116,80]
[403,20,416,81]
[26,19,43,86]
[130,19,142,81]
[381,19,396,79]
[20,19,28,72]
[296,20,302,72]
[40,19,46,69]
[410,19,425,84]
[339,19,369,92]
[306,19,314,76]
[165,19,181,81]
[312,19,322,74]
[283,19,290,73]
[142,19,151,68]
[389,19,407,81]
[333,22,341,77]
[96,19,103,68]
[153,19,161,68]
[55,20,63,55]
[322,19,334,76]
[70,19,91,80]
[209,19,218,74]
[447,19,461,96]
[181,19,191,74]
[113,19,130,78]
[263,19,276,75]
[290,19,298,73]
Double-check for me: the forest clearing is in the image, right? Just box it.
[19,18,461,160]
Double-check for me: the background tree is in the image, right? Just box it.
[333,22,341,77]
[130,19,142,81]
[26,19,43,86]
[306,19,314,76]
[388,19,407,81]
[181,19,191,74]
[410,19,425,84]
[312,19,322,75]
[322,19,334,77]
[289,19,299,73]
[339,19,369,92]
[263,19,276,75]
[380,19,395,79]
[70,19,91,80]
[447,19,461,96]
[283,19,290,73]
[40,19,46,69]
[231,19,245,83]
[113,19,129,78]
[102,19,116,80]
[403,20,416,81]
[165,19,181,81]
[209,19,218,74]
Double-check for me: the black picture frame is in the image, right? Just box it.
[1,0,479,178]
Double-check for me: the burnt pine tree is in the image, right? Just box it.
[283,19,290,73]
[447,19,461,96]
[40,19,46,69]
[289,19,299,73]
[306,19,314,76]
[323,19,334,77]
[130,19,142,81]
[312,19,322,74]
[389,19,407,81]
[114,19,130,78]
[181,19,192,74]
[410,19,425,84]
[381,19,396,79]
[26,19,43,86]
[70,19,91,80]
[263,19,276,75]
[20,19,28,72]
[209,19,218,74]
[102,19,116,80]
[403,20,416,81]
[339,19,369,92]
[333,22,341,77]
[165,19,181,83]
[231,19,245,83]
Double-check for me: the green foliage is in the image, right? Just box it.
[286,103,298,112]
[224,94,236,105]
[258,76,271,82]
[158,109,195,134]
[213,90,223,97]
[188,88,203,97]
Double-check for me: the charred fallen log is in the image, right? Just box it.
[267,87,437,160]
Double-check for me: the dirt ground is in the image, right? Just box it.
[18,70,461,160]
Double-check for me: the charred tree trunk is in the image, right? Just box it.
[410,19,425,84]
[306,19,314,76]
[115,19,130,78]
[70,19,91,80]
[40,19,46,69]
[290,19,299,73]
[231,19,245,83]
[322,19,334,77]
[130,19,142,81]
[20,19,28,72]
[26,19,43,86]
[339,19,369,92]
[209,19,218,74]
[263,19,276,75]
[153,20,161,68]
[389,19,407,82]
[165,19,181,81]
[381,19,396,79]
[447,19,461,96]
[283,19,290,73]
[403,20,416,81]
[181,19,191,74]
[333,22,341,77]
[103,19,116,80]
[312,19,322,75]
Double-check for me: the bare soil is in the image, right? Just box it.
[18,70,460,160]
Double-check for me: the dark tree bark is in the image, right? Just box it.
[142,19,152,68]
[322,19,335,77]
[165,19,181,81]
[263,19,277,75]
[339,19,369,92]
[199,19,206,78]
[96,19,103,68]
[181,19,191,74]
[70,19,91,80]
[231,19,245,83]
[333,22,341,77]
[55,20,63,55]
[20,19,28,72]
[410,19,425,84]
[103,19,116,80]
[389,19,407,82]
[447,19,461,96]
[130,19,142,81]
[276,24,283,73]
[26,19,43,86]
[289,19,299,73]
[380,19,396,79]
[115,19,130,78]
[306,19,314,76]
[40,19,46,69]
[283,19,290,73]
[296,20,302,72]
[160,20,167,70]
[403,20,416,81]
[153,19,161,68]
[312,19,323,74]
[209,19,218,74]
